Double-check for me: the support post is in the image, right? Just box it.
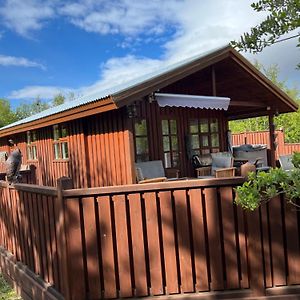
[56,177,73,300]
[268,113,276,167]
[211,66,216,96]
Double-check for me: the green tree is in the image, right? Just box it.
[231,0,300,68]
[15,97,50,120]
[229,62,300,142]
[52,94,65,106]
[0,99,17,128]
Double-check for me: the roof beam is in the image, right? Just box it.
[229,101,266,108]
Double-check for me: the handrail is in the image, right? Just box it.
[62,177,245,198]
[0,180,57,196]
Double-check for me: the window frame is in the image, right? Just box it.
[188,118,220,155]
[161,118,180,169]
[26,130,38,161]
[52,124,69,161]
[133,118,149,162]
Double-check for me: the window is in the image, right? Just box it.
[162,119,179,168]
[134,119,149,162]
[53,124,69,160]
[26,131,38,160]
[189,118,220,155]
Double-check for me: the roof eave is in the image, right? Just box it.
[0,96,116,138]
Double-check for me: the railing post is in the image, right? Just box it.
[56,177,73,300]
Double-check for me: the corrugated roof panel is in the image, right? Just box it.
[0,44,229,131]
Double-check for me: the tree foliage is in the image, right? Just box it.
[231,0,300,67]
[229,62,300,142]
[15,98,50,120]
[0,93,68,128]
[0,99,18,128]
[52,94,65,106]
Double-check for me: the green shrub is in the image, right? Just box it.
[235,152,300,210]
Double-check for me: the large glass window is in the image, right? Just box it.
[53,124,69,160]
[134,119,149,162]
[189,118,220,155]
[162,119,179,168]
[26,130,38,160]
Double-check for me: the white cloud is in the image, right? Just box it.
[0,0,55,37]
[8,55,162,100]
[247,33,300,88]
[9,86,74,100]
[0,54,45,69]
[59,0,182,36]
[5,0,299,101]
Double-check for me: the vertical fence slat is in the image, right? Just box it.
[174,190,194,293]
[284,202,300,284]
[11,190,21,261]
[260,204,272,288]
[220,187,239,289]
[128,193,148,296]
[159,191,179,294]
[236,207,249,289]
[82,197,102,299]
[98,196,117,299]
[48,195,60,290]
[247,208,265,296]
[204,188,224,290]
[37,193,47,281]
[189,189,209,292]
[269,196,286,286]
[66,197,86,300]
[113,194,133,298]
[43,195,53,284]
[24,191,35,271]
[144,192,164,296]
[17,192,26,264]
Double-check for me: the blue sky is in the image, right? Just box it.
[0,0,299,109]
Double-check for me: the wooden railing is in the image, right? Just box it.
[0,180,67,299]
[1,177,300,299]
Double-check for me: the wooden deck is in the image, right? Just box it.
[1,177,300,299]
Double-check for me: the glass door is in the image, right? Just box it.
[161,119,180,170]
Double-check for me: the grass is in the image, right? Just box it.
[0,275,21,300]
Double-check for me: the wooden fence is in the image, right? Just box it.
[232,129,300,158]
[1,177,300,299]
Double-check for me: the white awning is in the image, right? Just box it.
[155,93,230,110]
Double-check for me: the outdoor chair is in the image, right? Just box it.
[135,160,179,184]
[279,154,294,172]
[196,152,236,178]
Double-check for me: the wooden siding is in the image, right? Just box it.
[0,108,134,188]
[0,103,227,187]
[2,178,300,299]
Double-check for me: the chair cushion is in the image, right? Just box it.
[135,160,165,180]
[211,152,232,168]
[279,155,294,171]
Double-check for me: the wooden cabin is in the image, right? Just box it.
[0,45,297,188]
